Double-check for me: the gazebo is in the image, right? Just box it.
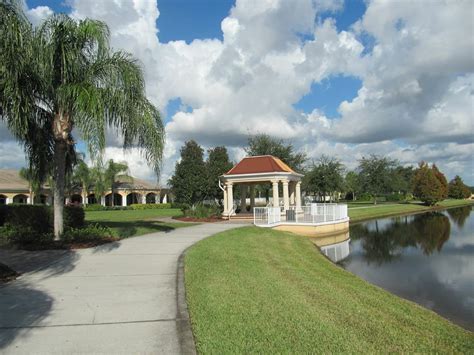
[219,155,303,217]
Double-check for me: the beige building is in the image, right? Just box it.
[0,169,165,206]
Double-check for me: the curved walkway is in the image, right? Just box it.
[0,222,242,354]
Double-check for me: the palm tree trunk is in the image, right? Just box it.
[53,140,67,239]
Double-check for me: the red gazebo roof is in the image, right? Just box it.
[225,155,296,175]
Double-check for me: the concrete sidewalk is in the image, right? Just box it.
[0,222,241,354]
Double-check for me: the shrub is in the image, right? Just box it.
[64,206,85,229]
[61,224,113,243]
[0,205,8,226]
[1,224,54,245]
[129,203,172,210]
[183,203,221,219]
[171,202,189,210]
[84,205,131,211]
[3,205,51,234]
[386,193,404,202]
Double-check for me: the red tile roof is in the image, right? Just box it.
[225,156,296,175]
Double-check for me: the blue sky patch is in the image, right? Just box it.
[294,75,362,118]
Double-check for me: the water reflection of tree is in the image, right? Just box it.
[350,213,451,264]
[446,206,472,229]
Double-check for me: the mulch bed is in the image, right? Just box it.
[0,262,20,283]
[173,216,223,223]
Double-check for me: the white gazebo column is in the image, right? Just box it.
[223,185,228,215]
[249,185,255,211]
[272,180,279,208]
[226,182,234,215]
[289,182,295,206]
[240,185,247,212]
[142,194,146,204]
[122,194,127,207]
[296,181,302,210]
[101,195,106,206]
[282,180,290,211]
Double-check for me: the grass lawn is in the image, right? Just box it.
[185,226,473,353]
[348,199,473,222]
[85,208,197,238]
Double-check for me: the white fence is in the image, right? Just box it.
[254,203,348,226]
[254,207,281,226]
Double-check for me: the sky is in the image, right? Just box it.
[1,0,473,185]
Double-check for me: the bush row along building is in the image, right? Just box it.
[0,169,169,206]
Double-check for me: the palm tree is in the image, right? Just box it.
[0,2,164,238]
[90,165,107,206]
[104,159,132,206]
[73,160,91,205]
[19,167,40,204]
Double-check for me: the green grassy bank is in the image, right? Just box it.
[348,199,473,223]
[185,227,473,353]
[85,208,196,238]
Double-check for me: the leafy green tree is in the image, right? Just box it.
[303,155,345,202]
[169,141,207,204]
[245,133,307,172]
[357,155,397,204]
[448,175,471,199]
[344,171,360,201]
[412,162,445,206]
[206,146,233,203]
[390,165,415,195]
[104,160,131,206]
[0,3,164,238]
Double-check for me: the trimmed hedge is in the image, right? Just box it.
[61,224,112,243]
[129,203,171,210]
[0,205,85,245]
[85,203,174,211]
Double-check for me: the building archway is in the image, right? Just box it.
[87,194,97,204]
[0,194,7,205]
[105,193,122,206]
[146,192,157,204]
[70,194,82,204]
[127,192,142,205]
[34,194,48,204]
[13,194,28,204]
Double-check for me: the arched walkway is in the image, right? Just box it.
[87,194,97,204]
[105,193,122,206]
[127,192,142,205]
[146,192,157,204]
[0,194,7,205]
[13,194,28,204]
[34,194,48,204]
[70,194,82,204]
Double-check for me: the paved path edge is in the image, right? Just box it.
[176,246,197,355]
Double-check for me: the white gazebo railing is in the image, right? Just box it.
[254,207,281,226]
[254,203,348,227]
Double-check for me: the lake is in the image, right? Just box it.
[321,205,474,331]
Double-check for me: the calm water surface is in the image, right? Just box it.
[324,206,474,331]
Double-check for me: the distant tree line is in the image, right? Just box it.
[169,134,472,207]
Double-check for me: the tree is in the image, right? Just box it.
[448,175,471,199]
[303,155,345,202]
[358,155,397,204]
[412,162,445,206]
[0,3,164,238]
[90,165,107,205]
[169,141,207,204]
[432,164,448,200]
[390,165,415,195]
[19,166,40,204]
[205,146,233,203]
[104,160,131,206]
[245,133,307,172]
[344,171,360,201]
[72,159,91,205]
